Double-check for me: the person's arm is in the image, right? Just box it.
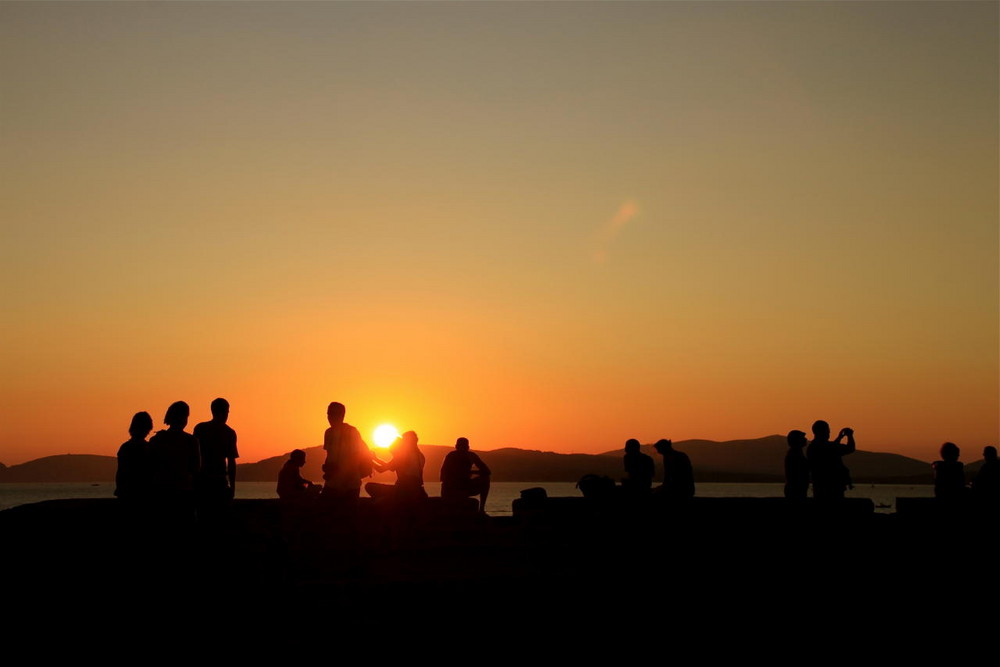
[371,453,392,474]
[191,434,202,475]
[471,452,491,476]
[356,429,374,477]
[227,430,238,494]
[191,426,203,475]
[836,428,856,456]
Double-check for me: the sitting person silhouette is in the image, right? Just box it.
[366,431,427,502]
[277,449,320,501]
[972,446,999,506]
[621,438,654,496]
[806,421,855,501]
[653,438,694,500]
[116,411,154,502]
[933,442,966,502]
[440,437,492,513]
[784,430,809,500]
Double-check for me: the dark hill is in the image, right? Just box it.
[0,454,117,483]
[0,437,943,484]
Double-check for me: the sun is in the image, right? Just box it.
[373,424,400,449]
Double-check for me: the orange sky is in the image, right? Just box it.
[1,2,997,465]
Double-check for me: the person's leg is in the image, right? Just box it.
[474,475,490,514]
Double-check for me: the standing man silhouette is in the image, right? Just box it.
[806,420,855,501]
[193,398,239,513]
[321,402,372,505]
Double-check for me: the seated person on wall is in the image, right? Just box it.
[277,449,320,501]
[972,446,1000,507]
[653,438,695,501]
[440,437,492,513]
[621,438,654,497]
[366,431,428,503]
[932,442,966,504]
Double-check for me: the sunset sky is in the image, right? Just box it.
[2,1,997,466]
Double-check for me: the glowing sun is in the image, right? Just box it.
[373,424,400,448]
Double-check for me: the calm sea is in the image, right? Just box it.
[0,481,934,514]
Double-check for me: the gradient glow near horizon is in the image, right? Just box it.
[1,2,997,466]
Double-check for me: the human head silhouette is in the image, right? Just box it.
[456,437,470,452]
[653,439,673,454]
[129,412,153,439]
[401,431,419,449]
[327,402,345,427]
[625,439,641,454]
[164,401,190,429]
[211,398,230,422]
[290,449,306,466]
[812,420,831,441]
[984,446,998,462]
[787,430,807,448]
[940,442,960,462]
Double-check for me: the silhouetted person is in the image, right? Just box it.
[653,438,694,500]
[277,449,319,501]
[193,398,239,510]
[440,437,492,513]
[622,438,654,497]
[321,402,372,504]
[148,401,201,518]
[784,430,809,500]
[116,411,153,502]
[933,442,966,502]
[972,446,1000,505]
[806,421,854,501]
[366,431,427,502]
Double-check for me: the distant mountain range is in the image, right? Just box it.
[0,435,961,484]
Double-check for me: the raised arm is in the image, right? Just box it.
[836,428,856,456]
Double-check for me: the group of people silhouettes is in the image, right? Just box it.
[620,438,695,500]
[118,402,997,517]
[783,421,1000,507]
[931,442,999,506]
[115,398,239,520]
[784,420,855,501]
[275,402,491,513]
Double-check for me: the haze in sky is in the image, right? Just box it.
[1,2,997,465]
